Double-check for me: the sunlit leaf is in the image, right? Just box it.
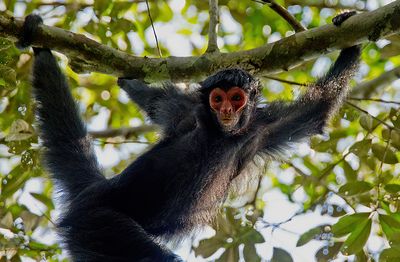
[341,218,371,255]
[338,181,373,196]
[332,213,370,237]
[297,224,330,247]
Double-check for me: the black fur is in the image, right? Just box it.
[20,13,360,262]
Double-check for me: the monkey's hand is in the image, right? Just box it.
[332,11,357,26]
[16,14,44,50]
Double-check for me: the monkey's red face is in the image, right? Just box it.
[209,87,248,129]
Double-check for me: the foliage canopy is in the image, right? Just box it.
[0,0,399,261]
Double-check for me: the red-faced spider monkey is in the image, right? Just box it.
[17,12,360,262]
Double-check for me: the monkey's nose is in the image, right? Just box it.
[220,102,233,114]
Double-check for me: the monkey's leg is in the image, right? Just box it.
[31,42,104,199]
[61,206,182,262]
[16,15,105,199]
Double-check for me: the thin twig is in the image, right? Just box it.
[256,0,306,32]
[346,101,399,132]
[206,0,219,53]
[145,0,162,57]
[263,75,308,86]
[89,125,158,138]
[376,131,391,207]
[348,97,400,105]
[94,139,151,145]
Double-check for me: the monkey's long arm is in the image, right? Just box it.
[118,79,198,136]
[257,45,360,154]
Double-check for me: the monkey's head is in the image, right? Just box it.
[200,68,261,134]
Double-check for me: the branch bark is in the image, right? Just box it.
[1,1,400,81]
[206,0,219,53]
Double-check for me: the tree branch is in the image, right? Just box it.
[1,1,400,81]
[88,125,158,138]
[206,0,219,53]
[351,66,400,97]
[260,0,306,32]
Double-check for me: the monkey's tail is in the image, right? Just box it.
[32,48,105,202]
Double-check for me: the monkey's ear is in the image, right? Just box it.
[117,78,150,96]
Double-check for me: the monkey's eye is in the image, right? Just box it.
[231,94,242,101]
[214,96,222,103]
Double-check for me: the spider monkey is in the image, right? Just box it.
[17,12,360,262]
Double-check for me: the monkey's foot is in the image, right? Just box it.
[16,14,44,49]
[332,11,357,26]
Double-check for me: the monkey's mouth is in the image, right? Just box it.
[220,117,236,126]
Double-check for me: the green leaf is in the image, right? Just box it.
[389,108,400,129]
[243,244,261,262]
[372,144,398,164]
[5,119,34,142]
[242,229,265,244]
[342,161,357,181]
[321,204,346,217]
[1,166,31,199]
[380,214,400,229]
[332,213,370,237]
[359,115,379,132]
[341,218,372,255]
[385,184,400,193]
[0,65,16,88]
[271,247,293,262]
[0,37,13,51]
[380,215,400,241]
[338,181,373,196]
[30,193,55,210]
[315,242,343,261]
[0,212,13,229]
[20,210,41,232]
[296,224,329,247]
[349,139,371,157]
[194,237,224,258]
[216,246,239,262]
[380,245,400,261]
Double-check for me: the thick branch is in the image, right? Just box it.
[206,0,219,53]
[1,1,400,81]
